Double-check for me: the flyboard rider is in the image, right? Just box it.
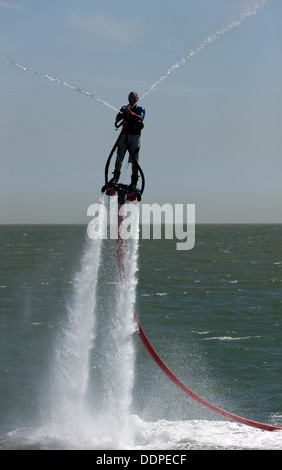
[109,91,145,189]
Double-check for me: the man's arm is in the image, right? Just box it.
[127,106,145,121]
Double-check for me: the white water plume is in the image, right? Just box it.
[91,201,140,449]
[39,197,140,449]
[140,0,268,99]
[45,219,105,444]
[109,206,140,446]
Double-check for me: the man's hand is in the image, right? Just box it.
[123,106,132,118]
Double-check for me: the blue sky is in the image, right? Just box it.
[0,0,281,223]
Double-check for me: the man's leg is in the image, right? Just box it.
[109,135,127,183]
[128,135,140,188]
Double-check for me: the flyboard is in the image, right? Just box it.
[101,123,145,206]
[100,126,282,432]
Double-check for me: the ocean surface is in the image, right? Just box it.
[1,222,282,450]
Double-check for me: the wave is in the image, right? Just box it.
[204,335,261,341]
[2,417,282,450]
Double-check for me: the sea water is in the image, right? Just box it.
[0,224,282,450]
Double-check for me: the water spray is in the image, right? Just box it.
[1,0,268,110]
[0,56,119,113]
[140,0,268,99]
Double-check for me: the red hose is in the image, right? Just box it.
[116,211,282,431]
[134,312,282,431]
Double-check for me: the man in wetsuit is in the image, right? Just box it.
[110,91,145,189]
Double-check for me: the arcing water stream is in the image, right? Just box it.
[1,0,268,109]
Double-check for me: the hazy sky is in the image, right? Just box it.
[1,0,281,223]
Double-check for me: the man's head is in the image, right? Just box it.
[128,91,139,106]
